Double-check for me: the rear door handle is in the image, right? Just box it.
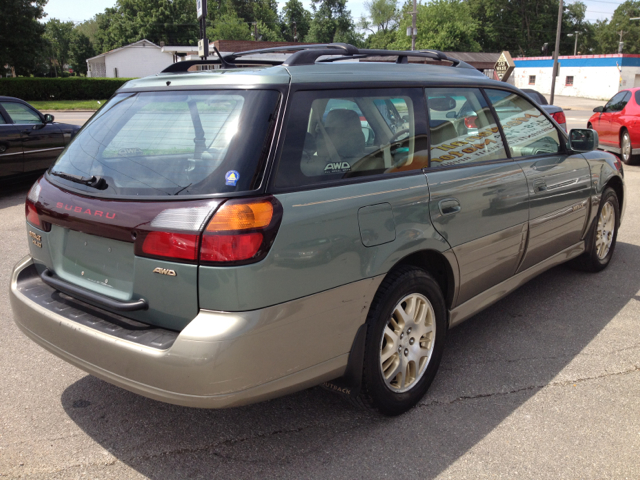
[438,198,461,216]
[534,180,547,193]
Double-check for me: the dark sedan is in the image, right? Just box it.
[0,96,81,178]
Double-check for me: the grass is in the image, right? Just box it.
[28,100,107,111]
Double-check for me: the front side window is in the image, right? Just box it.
[605,91,631,112]
[1,102,41,124]
[485,89,561,158]
[275,88,428,189]
[427,87,507,167]
[49,90,280,196]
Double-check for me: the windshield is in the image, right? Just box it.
[49,90,280,196]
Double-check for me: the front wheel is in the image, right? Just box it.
[358,267,447,416]
[571,187,620,272]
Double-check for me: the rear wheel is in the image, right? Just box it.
[358,267,447,416]
[620,130,639,165]
[571,187,620,272]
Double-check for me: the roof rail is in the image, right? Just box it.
[160,43,474,73]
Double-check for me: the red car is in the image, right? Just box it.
[588,88,640,165]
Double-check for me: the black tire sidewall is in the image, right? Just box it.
[362,268,447,416]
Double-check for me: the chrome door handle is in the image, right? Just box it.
[438,198,461,216]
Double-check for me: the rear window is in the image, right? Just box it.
[49,90,280,197]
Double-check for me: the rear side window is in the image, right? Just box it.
[485,89,561,158]
[426,87,507,167]
[49,90,280,196]
[274,88,428,189]
[1,102,41,124]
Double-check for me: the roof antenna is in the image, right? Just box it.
[213,46,231,69]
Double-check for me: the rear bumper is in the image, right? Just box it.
[10,255,382,408]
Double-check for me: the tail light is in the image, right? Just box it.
[551,111,567,130]
[138,196,282,266]
[25,178,51,232]
[464,116,478,129]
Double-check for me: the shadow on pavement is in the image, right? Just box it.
[60,242,640,479]
[0,174,40,207]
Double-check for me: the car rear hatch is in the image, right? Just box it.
[25,88,281,331]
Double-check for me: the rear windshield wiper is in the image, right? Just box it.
[50,171,108,190]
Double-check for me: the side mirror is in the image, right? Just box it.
[593,106,604,113]
[568,128,598,153]
[43,113,54,123]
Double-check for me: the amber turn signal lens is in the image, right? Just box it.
[206,201,274,232]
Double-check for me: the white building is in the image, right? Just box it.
[513,54,640,100]
[87,39,175,78]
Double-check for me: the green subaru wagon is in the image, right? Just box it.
[10,44,625,415]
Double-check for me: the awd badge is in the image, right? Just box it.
[29,231,42,248]
[153,267,177,277]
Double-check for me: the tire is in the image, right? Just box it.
[571,187,620,272]
[620,130,639,165]
[357,266,447,416]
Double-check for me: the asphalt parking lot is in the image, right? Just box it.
[1,118,639,479]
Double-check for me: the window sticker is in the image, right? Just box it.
[225,170,240,186]
[324,161,351,174]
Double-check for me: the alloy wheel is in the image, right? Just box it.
[622,133,631,162]
[596,201,616,259]
[379,293,436,393]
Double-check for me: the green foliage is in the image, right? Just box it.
[0,78,133,101]
[593,1,640,54]
[95,0,198,52]
[280,0,312,41]
[45,19,75,77]
[390,0,481,51]
[208,11,252,41]
[306,0,360,44]
[0,0,48,76]
[359,0,398,48]
[69,31,96,76]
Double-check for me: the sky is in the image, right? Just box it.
[43,0,620,27]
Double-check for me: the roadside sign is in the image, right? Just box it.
[198,38,209,58]
[197,0,204,19]
[494,51,515,82]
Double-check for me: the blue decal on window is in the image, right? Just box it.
[225,170,240,186]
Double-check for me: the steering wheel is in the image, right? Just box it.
[389,128,410,144]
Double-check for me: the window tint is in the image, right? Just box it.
[485,89,561,158]
[50,90,280,196]
[605,91,631,112]
[0,112,6,124]
[275,88,428,188]
[426,87,507,167]
[1,102,41,124]
[635,90,640,107]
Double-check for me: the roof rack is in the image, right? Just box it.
[160,43,474,73]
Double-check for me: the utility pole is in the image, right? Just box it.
[411,0,417,51]
[293,20,298,42]
[550,0,563,105]
[618,30,625,53]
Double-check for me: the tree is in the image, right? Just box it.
[391,0,481,51]
[45,19,74,76]
[208,10,252,41]
[306,0,360,44]
[593,1,640,54]
[0,0,48,76]
[94,0,199,52]
[280,0,312,42]
[69,31,96,75]
[359,0,398,49]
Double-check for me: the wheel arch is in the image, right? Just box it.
[390,249,457,311]
[606,175,624,212]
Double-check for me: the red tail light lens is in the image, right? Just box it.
[200,197,282,266]
[551,111,566,125]
[141,231,199,261]
[201,233,264,262]
[26,199,42,228]
[464,116,478,129]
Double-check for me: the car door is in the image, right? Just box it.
[0,105,24,177]
[0,101,65,172]
[485,89,592,272]
[424,87,530,307]
[599,91,628,146]
[608,90,631,148]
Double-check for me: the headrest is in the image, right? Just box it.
[324,109,365,158]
